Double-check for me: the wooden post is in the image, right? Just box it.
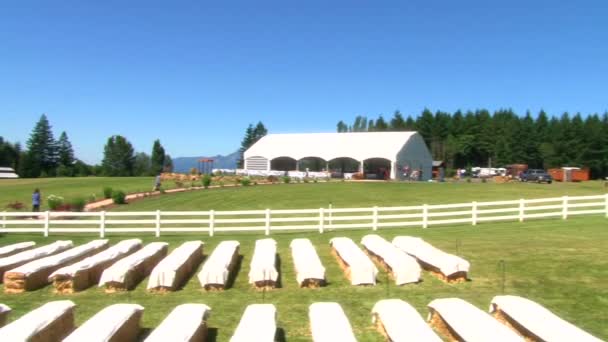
[562,196,568,220]
[422,204,428,229]
[519,199,525,222]
[319,208,324,233]
[265,209,271,236]
[372,206,378,231]
[99,211,106,238]
[471,202,477,226]
[209,210,215,237]
[44,211,50,237]
[155,210,161,237]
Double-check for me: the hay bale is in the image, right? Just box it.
[0,242,36,258]
[147,241,203,292]
[0,300,76,341]
[100,242,168,292]
[63,304,143,342]
[0,241,73,283]
[198,241,240,291]
[145,304,210,342]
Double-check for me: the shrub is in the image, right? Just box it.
[87,194,97,203]
[303,178,310,183]
[466,177,472,183]
[47,195,65,211]
[55,203,73,211]
[240,177,251,186]
[6,201,24,210]
[282,176,291,184]
[70,197,86,212]
[174,180,184,188]
[103,187,113,199]
[313,178,318,183]
[219,181,225,187]
[112,190,127,205]
[267,175,278,183]
[481,177,487,183]
[202,174,212,189]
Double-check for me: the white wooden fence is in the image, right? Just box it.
[1,194,606,237]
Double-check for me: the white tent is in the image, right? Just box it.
[0,167,19,179]
[244,132,432,180]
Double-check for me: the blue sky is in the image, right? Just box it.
[1,1,606,164]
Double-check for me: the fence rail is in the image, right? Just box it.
[1,194,606,237]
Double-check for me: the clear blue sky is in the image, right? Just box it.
[1,1,606,164]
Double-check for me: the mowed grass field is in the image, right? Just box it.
[0,179,607,340]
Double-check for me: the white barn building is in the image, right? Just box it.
[244,132,433,180]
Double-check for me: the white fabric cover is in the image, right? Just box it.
[0,240,73,270]
[0,242,36,258]
[99,242,168,286]
[10,240,108,276]
[309,302,357,342]
[0,303,10,314]
[230,304,276,342]
[0,300,75,339]
[147,241,202,289]
[361,235,421,285]
[372,299,442,342]
[490,295,604,342]
[145,304,211,342]
[330,237,378,285]
[198,241,239,287]
[290,238,325,285]
[427,298,523,342]
[49,239,142,279]
[64,303,144,342]
[393,236,470,276]
[248,239,278,284]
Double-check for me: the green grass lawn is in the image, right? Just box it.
[0,216,607,341]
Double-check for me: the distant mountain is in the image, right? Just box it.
[172,151,240,173]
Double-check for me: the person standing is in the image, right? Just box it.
[154,174,162,191]
[32,188,41,212]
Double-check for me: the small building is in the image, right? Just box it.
[243,132,433,180]
[0,167,19,179]
[432,161,445,179]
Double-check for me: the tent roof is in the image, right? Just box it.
[244,132,420,161]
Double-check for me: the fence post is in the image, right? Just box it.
[209,210,215,237]
[519,199,525,222]
[99,211,106,238]
[471,202,477,226]
[155,210,161,238]
[328,203,333,227]
[422,204,428,229]
[562,196,568,220]
[319,208,324,233]
[265,209,271,236]
[44,211,50,237]
[372,206,378,231]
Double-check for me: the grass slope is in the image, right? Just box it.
[0,216,606,341]
[113,181,607,211]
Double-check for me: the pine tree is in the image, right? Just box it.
[101,135,135,176]
[150,139,166,175]
[389,111,406,131]
[26,114,58,176]
[163,154,173,172]
[237,124,255,168]
[57,131,75,167]
[374,115,388,131]
[134,152,152,176]
[337,121,348,132]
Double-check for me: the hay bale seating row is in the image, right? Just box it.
[4,240,109,293]
[289,238,326,288]
[0,240,73,282]
[0,300,76,341]
[247,238,278,290]
[372,299,442,342]
[63,304,144,342]
[361,234,421,285]
[145,304,211,342]
[49,239,142,293]
[0,241,36,258]
[198,240,240,291]
[99,242,168,292]
[393,236,470,283]
[1,296,603,341]
[147,241,203,292]
[329,237,378,285]
[427,298,523,342]
[490,295,604,342]
[230,304,276,342]
[309,302,357,342]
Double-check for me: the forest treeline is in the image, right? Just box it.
[337,109,608,178]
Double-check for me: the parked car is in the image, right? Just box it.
[519,169,553,183]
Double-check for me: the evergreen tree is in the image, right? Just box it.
[26,114,58,176]
[389,111,406,131]
[337,120,348,132]
[0,137,20,170]
[374,115,388,131]
[101,135,135,176]
[134,152,152,176]
[163,154,174,172]
[237,122,267,168]
[57,131,75,167]
[150,139,166,175]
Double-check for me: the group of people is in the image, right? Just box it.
[402,165,422,181]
